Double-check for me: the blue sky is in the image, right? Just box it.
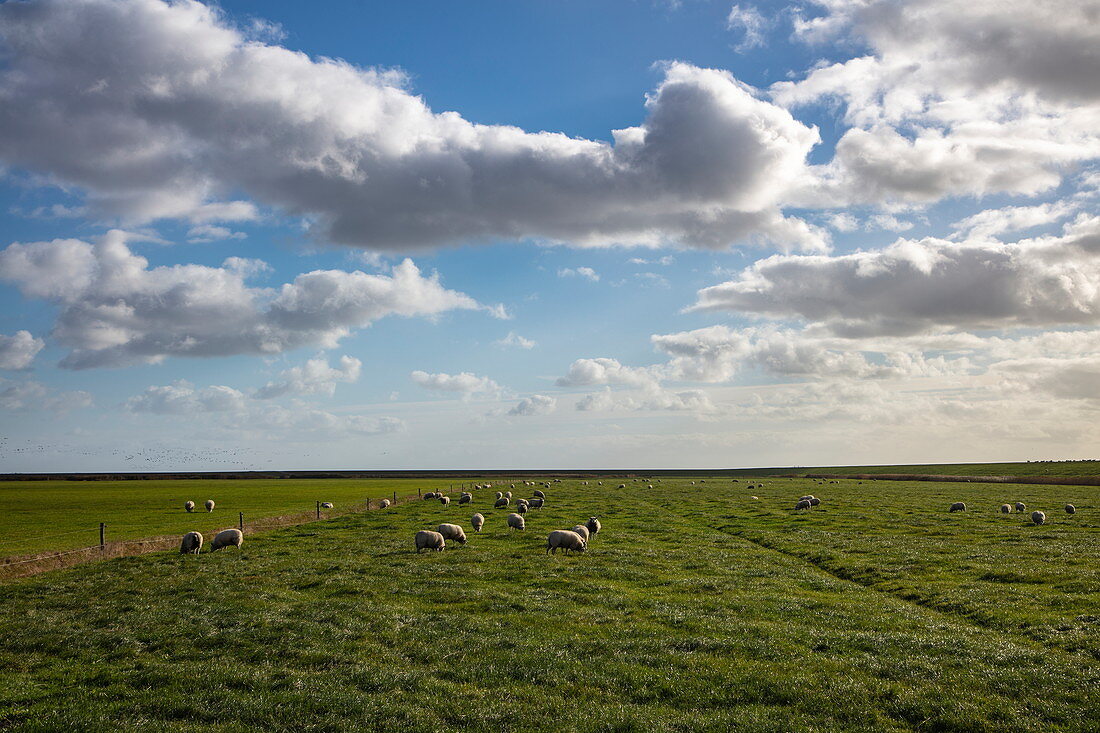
[1,0,1098,471]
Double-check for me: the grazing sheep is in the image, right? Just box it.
[494,497,509,509]
[471,513,485,532]
[1015,502,1026,513]
[570,524,590,542]
[437,523,467,544]
[529,497,544,509]
[505,491,513,500]
[507,513,525,531]
[204,499,215,512]
[546,529,587,555]
[950,502,966,512]
[379,499,391,509]
[210,528,243,552]
[1000,504,1012,514]
[799,495,815,502]
[1031,510,1046,525]
[585,517,601,536]
[517,503,528,514]
[416,530,446,553]
[1065,504,1076,514]
[809,497,820,506]
[424,492,437,500]
[439,496,451,506]
[179,531,203,554]
[495,491,503,500]
[320,502,334,509]
[184,500,195,513]
[533,489,545,499]
[458,494,472,505]
[598,481,603,486]
[751,496,759,500]
[618,483,626,489]
[795,499,812,510]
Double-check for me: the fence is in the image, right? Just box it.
[0,490,423,583]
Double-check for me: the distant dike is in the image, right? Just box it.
[2,469,1099,486]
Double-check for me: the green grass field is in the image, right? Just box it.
[1,476,1098,731]
[727,460,1100,478]
[0,478,473,557]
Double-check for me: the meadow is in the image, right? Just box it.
[0,476,1098,731]
[727,460,1100,479]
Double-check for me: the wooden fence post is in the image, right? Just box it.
[316,501,320,519]
[99,522,106,549]
[239,512,244,531]
[393,491,396,505]
[366,498,371,510]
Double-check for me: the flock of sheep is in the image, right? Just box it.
[413,482,600,555]
[950,500,1077,524]
[178,499,242,554]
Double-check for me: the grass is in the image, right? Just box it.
[0,478,473,556]
[0,476,1098,731]
[726,460,1100,478]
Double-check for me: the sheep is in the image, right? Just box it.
[949,502,966,512]
[618,483,626,489]
[379,499,391,509]
[494,497,509,509]
[517,503,529,514]
[1000,504,1012,514]
[471,513,485,532]
[179,531,203,554]
[799,495,815,502]
[437,523,467,544]
[458,494,472,505]
[533,489,545,499]
[546,529,587,555]
[570,524,590,542]
[424,492,437,500]
[1031,510,1046,525]
[184,500,195,513]
[495,491,503,500]
[507,513,525,531]
[751,496,759,500]
[1065,504,1076,514]
[439,496,451,506]
[416,530,446,552]
[809,497,821,506]
[204,499,215,512]
[210,528,243,552]
[320,502,334,509]
[795,499,812,510]
[1015,502,1026,513]
[529,497,544,509]
[598,481,603,486]
[585,516,601,536]
[505,491,513,499]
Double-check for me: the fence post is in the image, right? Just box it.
[393,491,396,505]
[418,487,421,497]
[366,498,371,510]
[316,501,320,519]
[99,522,105,549]
[239,512,244,531]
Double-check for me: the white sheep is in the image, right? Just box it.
[1031,510,1046,525]
[507,513,525,531]
[585,516,601,536]
[211,528,243,552]
[799,495,815,501]
[570,524,590,542]
[618,483,626,489]
[416,530,446,552]
[1065,504,1076,514]
[505,491,513,499]
[795,499,812,510]
[471,513,485,532]
[204,499,215,512]
[184,500,195,513]
[546,529,587,555]
[424,492,437,500]
[379,499,391,509]
[495,491,503,500]
[320,502,334,509]
[751,496,759,500]
[494,497,509,509]
[179,531,203,554]
[1000,504,1012,514]
[439,496,451,506]
[949,502,966,512]
[437,523,467,544]
[529,497,544,509]
[458,494,472,505]
[1015,502,1026,513]
[533,489,545,499]
[517,503,528,514]
[809,497,821,506]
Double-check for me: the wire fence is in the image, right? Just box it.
[0,489,427,583]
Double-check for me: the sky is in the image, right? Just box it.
[0,0,1098,472]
